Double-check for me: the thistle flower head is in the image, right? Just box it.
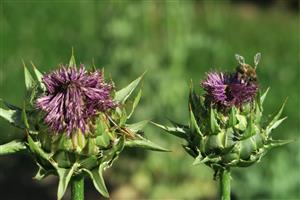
[201,72,258,108]
[36,65,117,135]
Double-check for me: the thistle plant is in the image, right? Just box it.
[153,53,291,200]
[0,54,167,200]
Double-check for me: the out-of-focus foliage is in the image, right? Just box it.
[0,1,299,199]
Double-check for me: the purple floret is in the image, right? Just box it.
[201,72,258,108]
[36,65,117,135]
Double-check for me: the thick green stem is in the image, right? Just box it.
[220,169,231,200]
[71,176,84,200]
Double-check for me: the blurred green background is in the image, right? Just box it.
[0,0,299,199]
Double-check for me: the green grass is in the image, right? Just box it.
[0,1,299,199]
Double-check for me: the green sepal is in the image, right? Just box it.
[236,155,260,167]
[265,99,287,135]
[127,89,142,119]
[228,107,237,127]
[56,163,79,200]
[266,117,287,135]
[69,49,76,67]
[204,133,225,154]
[114,72,144,103]
[182,145,197,157]
[51,134,73,153]
[234,114,247,131]
[254,101,262,124]
[53,151,73,168]
[101,136,125,168]
[240,114,255,140]
[189,83,205,121]
[81,138,98,156]
[126,120,148,132]
[201,155,222,164]
[0,140,26,155]
[23,61,35,91]
[31,62,46,91]
[96,134,111,148]
[151,121,186,139]
[93,116,113,147]
[82,162,109,198]
[209,106,221,134]
[193,154,221,166]
[239,136,257,160]
[265,139,293,149]
[260,87,270,107]
[189,105,202,138]
[125,136,169,152]
[192,153,203,165]
[79,156,98,170]
[117,107,128,126]
[22,103,30,129]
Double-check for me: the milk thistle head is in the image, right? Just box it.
[0,53,167,200]
[154,53,290,176]
[36,65,116,135]
[201,71,258,108]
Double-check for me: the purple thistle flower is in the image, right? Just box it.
[201,72,229,105]
[36,65,117,135]
[201,72,258,107]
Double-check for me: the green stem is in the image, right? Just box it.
[71,176,84,200]
[220,168,231,200]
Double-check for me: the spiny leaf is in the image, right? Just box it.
[0,108,23,128]
[0,99,21,110]
[127,89,142,119]
[27,134,51,161]
[0,108,17,124]
[125,137,169,152]
[151,121,186,139]
[114,72,145,103]
[0,140,26,155]
[57,163,79,200]
[34,163,54,180]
